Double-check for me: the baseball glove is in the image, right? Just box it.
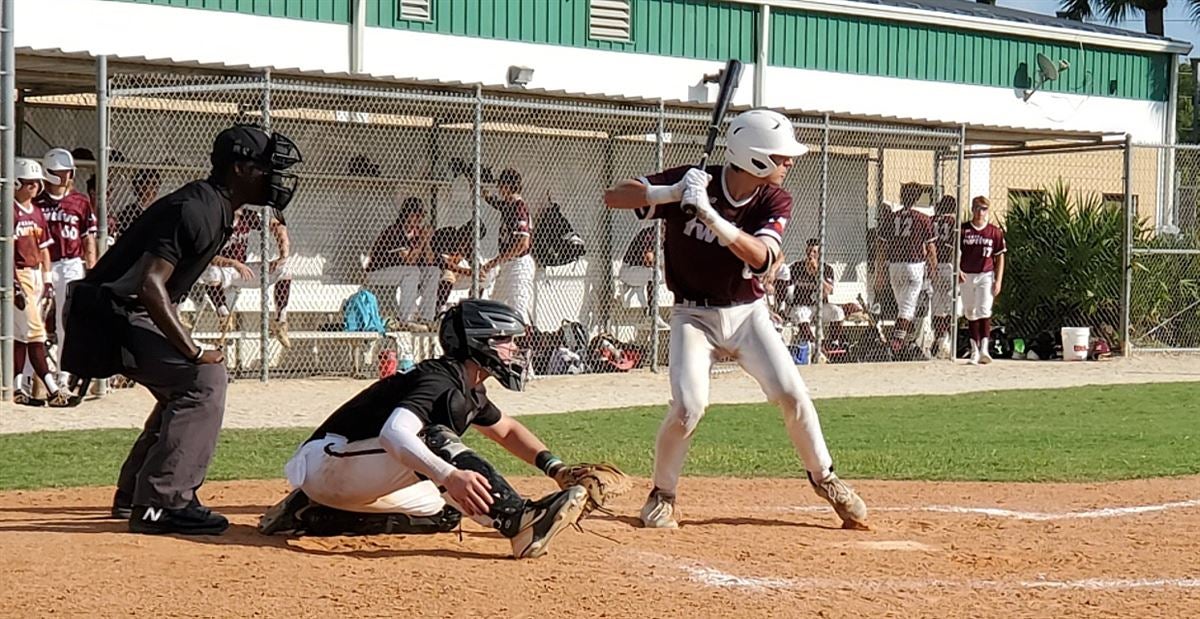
[551,462,630,519]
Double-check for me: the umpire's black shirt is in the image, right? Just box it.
[87,178,235,307]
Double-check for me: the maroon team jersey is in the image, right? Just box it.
[932,214,956,264]
[639,165,790,304]
[879,207,936,264]
[14,202,53,269]
[960,222,1006,273]
[34,191,95,262]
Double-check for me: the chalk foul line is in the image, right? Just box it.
[777,498,1200,521]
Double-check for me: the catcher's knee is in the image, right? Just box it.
[419,425,525,530]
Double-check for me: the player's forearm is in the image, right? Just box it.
[489,420,549,467]
[273,226,290,259]
[379,408,458,485]
[994,254,1005,283]
[139,271,199,359]
[84,237,98,269]
[40,250,52,274]
[726,234,772,272]
[604,180,673,210]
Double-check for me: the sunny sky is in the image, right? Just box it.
[1001,0,1200,52]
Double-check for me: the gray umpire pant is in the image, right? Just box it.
[113,311,227,510]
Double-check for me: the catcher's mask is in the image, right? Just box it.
[438,299,529,391]
[212,125,303,210]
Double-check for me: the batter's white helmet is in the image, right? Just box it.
[725,109,809,178]
[15,158,55,183]
[43,148,76,173]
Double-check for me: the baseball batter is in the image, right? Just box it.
[12,158,72,407]
[930,196,959,359]
[258,300,588,559]
[603,108,868,530]
[960,196,1006,365]
[877,183,937,353]
[35,148,98,392]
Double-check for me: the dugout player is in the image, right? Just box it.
[960,196,1006,365]
[930,195,959,359]
[198,207,294,347]
[602,108,868,530]
[876,182,937,353]
[35,148,98,393]
[12,158,73,407]
[483,169,534,322]
[257,299,588,559]
[61,124,302,534]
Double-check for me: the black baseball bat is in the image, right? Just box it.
[682,58,744,216]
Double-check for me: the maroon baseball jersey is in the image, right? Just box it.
[34,191,95,262]
[960,222,1006,273]
[623,226,657,267]
[494,197,531,258]
[879,207,935,264]
[638,165,790,304]
[932,213,956,264]
[14,202,53,269]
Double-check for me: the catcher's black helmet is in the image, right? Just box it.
[438,299,528,391]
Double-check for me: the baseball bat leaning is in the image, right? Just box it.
[682,58,744,216]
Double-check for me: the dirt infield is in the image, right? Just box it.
[4,354,1200,434]
[3,476,1198,617]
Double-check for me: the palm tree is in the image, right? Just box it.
[1057,0,1182,36]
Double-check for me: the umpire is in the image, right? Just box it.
[60,124,302,535]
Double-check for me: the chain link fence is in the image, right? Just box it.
[1130,143,1200,351]
[16,62,1200,395]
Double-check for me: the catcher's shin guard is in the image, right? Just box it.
[421,424,527,536]
[300,505,462,537]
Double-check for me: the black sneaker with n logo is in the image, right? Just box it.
[129,504,230,535]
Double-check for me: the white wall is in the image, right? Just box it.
[16,0,351,73]
[764,65,1168,142]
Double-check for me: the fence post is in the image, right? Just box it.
[1122,133,1134,357]
[651,100,665,373]
[1,0,14,401]
[94,55,109,397]
[470,84,483,299]
[259,68,272,383]
[814,114,830,363]
[953,124,965,362]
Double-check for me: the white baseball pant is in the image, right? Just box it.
[491,254,535,323]
[888,262,925,321]
[653,300,834,494]
[50,258,85,361]
[14,268,47,344]
[791,302,844,324]
[284,433,445,517]
[199,258,292,290]
[397,265,441,323]
[961,271,996,320]
[931,262,956,317]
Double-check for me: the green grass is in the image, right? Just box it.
[2,382,1198,491]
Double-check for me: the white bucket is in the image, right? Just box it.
[1061,327,1090,361]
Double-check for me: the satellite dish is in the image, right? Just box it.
[1024,53,1071,101]
[1037,53,1060,81]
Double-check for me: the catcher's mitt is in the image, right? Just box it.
[551,462,630,519]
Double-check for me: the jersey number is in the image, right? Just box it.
[893,218,913,238]
[936,221,954,242]
[982,246,992,258]
[60,227,79,241]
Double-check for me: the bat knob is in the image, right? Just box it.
[681,204,696,216]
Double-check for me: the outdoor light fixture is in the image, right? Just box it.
[507,65,535,87]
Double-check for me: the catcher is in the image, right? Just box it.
[258,299,628,559]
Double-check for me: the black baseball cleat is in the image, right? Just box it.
[111,490,133,519]
[129,504,229,535]
[510,486,587,559]
[257,488,312,535]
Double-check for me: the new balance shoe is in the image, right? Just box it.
[510,486,587,559]
[129,503,229,535]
